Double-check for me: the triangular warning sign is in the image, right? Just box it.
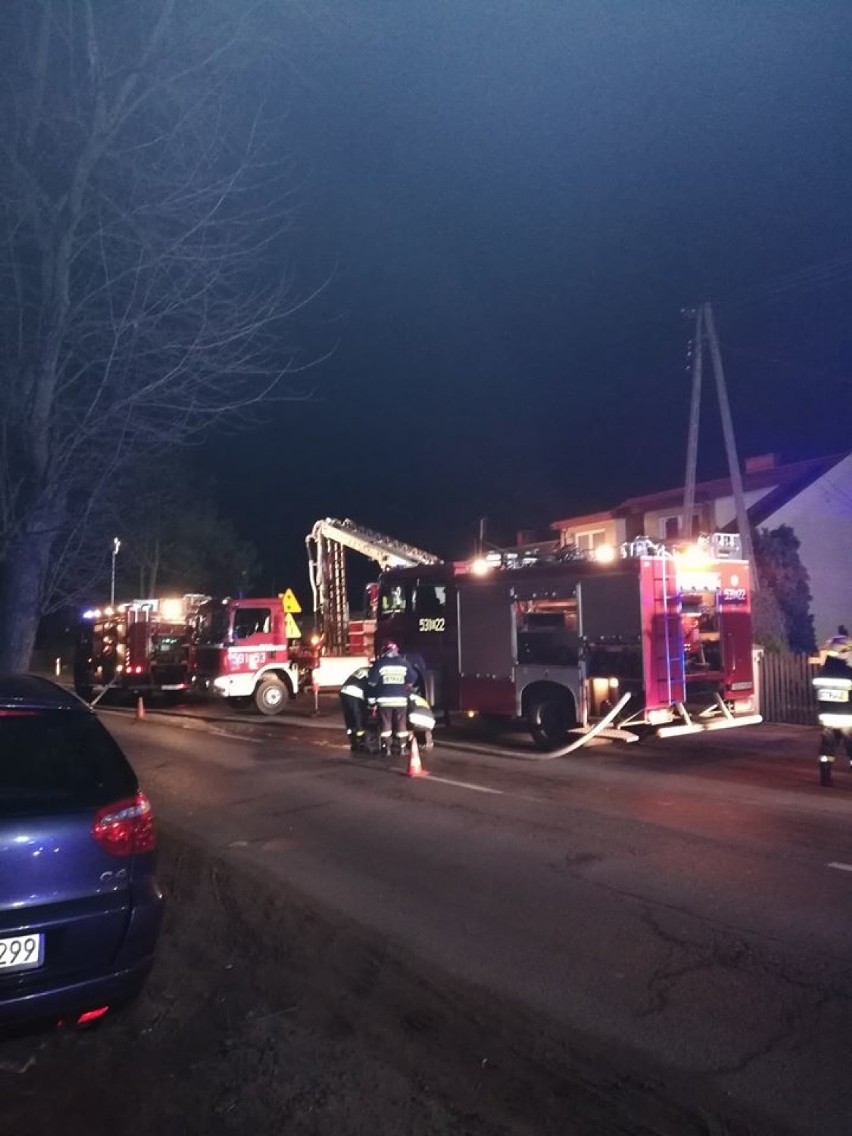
[284,612,302,638]
[280,588,302,613]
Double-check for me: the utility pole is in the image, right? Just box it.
[110,537,121,606]
[682,305,704,537]
[682,302,757,587]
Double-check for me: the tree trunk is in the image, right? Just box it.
[0,500,63,672]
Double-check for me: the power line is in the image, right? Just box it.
[713,250,852,311]
[720,340,850,381]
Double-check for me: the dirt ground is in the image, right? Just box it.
[3,830,780,1136]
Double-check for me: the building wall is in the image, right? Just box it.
[763,453,852,643]
[557,517,625,549]
[637,489,770,539]
[711,489,779,530]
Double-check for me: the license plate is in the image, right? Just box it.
[818,688,849,703]
[0,933,44,972]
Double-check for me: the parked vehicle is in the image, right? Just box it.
[299,518,439,691]
[0,675,163,1030]
[74,594,209,702]
[375,532,762,748]
[190,596,302,714]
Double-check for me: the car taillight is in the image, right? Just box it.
[92,792,156,857]
[77,1006,110,1025]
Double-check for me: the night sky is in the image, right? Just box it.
[205,3,852,598]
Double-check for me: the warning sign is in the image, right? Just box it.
[280,588,302,613]
[284,612,302,638]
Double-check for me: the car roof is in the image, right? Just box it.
[0,674,87,711]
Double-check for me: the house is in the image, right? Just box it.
[549,452,852,642]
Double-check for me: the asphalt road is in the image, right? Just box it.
[107,710,852,1135]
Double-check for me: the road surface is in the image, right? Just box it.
[6,712,852,1134]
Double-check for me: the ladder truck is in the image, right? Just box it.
[304,518,441,689]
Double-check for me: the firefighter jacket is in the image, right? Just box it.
[408,692,435,731]
[340,667,370,702]
[367,655,419,708]
[813,641,852,730]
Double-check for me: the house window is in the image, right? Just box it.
[660,514,701,539]
[575,530,606,551]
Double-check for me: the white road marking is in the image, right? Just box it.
[827,862,852,873]
[422,775,504,796]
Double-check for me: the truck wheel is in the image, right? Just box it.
[527,692,575,750]
[255,676,288,715]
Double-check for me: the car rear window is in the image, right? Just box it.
[0,709,137,815]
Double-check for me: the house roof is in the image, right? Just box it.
[549,452,850,531]
[730,452,850,529]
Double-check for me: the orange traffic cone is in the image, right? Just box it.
[406,735,426,778]
[135,696,146,722]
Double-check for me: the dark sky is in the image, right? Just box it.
[206,2,852,596]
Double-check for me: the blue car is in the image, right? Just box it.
[0,675,163,1030]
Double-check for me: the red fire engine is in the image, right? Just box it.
[75,593,304,712]
[74,595,209,701]
[373,532,761,749]
[303,518,439,688]
[190,596,302,713]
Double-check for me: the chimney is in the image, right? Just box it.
[516,529,536,547]
[744,453,778,474]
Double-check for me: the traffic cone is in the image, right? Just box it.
[406,735,426,778]
[135,696,146,722]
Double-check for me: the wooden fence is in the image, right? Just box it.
[755,650,819,725]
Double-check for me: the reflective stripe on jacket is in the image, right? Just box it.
[408,692,435,730]
[341,667,369,701]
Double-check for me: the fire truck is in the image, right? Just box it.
[303,518,440,688]
[189,595,302,714]
[75,593,304,713]
[74,595,209,702]
[373,532,762,749]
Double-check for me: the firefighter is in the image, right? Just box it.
[367,640,420,757]
[408,690,436,744]
[339,665,370,752]
[404,649,435,748]
[814,627,852,787]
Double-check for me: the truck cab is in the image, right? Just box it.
[191,597,300,714]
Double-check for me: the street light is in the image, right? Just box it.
[110,537,121,606]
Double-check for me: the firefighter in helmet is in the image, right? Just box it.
[339,664,371,753]
[367,640,420,757]
[814,626,852,787]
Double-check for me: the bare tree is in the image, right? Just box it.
[37,454,261,610]
[0,0,319,669]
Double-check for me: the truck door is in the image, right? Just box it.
[576,571,640,720]
[458,581,515,714]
